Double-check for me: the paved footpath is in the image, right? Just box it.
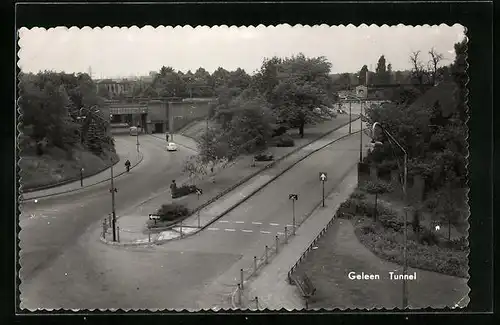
[22,136,143,201]
[241,167,359,310]
[102,116,362,245]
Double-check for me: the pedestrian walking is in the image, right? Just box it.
[166,133,169,142]
[210,166,215,183]
[170,180,177,198]
[124,159,131,172]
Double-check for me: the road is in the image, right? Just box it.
[19,135,194,308]
[19,126,367,310]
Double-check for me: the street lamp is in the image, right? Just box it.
[371,122,408,309]
[136,124,140,153]
[109,156,118,242]
[80,167,84,187]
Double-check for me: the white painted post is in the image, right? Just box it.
[265,245,268,264]
[285,226,288,243]
[240,268,244,289]
[275,235,279,253]
[253,256,257,274]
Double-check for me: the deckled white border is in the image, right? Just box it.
[16,24,470,312]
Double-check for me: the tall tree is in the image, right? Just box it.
[375,55,389,85]
[212,67,231,89]
[270,54,335,138]
[251,56,283,102]
[409,51,429,86]
[387,63,393,84]
[451,38,468,122]
[428,47,445,85]
[359,65,369,85]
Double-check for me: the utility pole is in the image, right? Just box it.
[289,194,298,235]
[110,162,118,242]
[372,122,408,309]
[136,124,140,153]
[402,152,408,309]
[349,100,352,134]
[359,101,363,162]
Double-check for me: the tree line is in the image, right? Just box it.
[19,71,114,156]
[195,53,337,165]
[363,39,468,238]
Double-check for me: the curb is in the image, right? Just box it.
[179,117,361,222]
[21,151,144,202]
[101,118,362,247]
[152,128,364,245]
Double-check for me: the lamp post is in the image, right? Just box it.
[80,167,84,187]
[372,122,408,309]
[359,101,363,162]
[288,194,298,235]
[110,158,118,242]
[136,124,140,153]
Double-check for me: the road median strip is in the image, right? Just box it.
[100,118,362,247]
[153,129,364,245]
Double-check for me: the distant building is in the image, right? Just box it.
[355,85,368,98]
[96,79,134,98]
[104,97,216,134]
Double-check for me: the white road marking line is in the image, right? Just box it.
[219,220,229,223]
[286,224,294,228]
[208,227,219,231]
[270,223,280,226]
[224,228,236,232]
[241,229,253,233]
[260,231,271,234]
[235,221,245,224]
[277,232,284,235]
[252,222,262,225]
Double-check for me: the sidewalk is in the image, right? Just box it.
[149,133,199,152]
[22,136,143,201]
[101,116,362,246]
[240,166,359,310]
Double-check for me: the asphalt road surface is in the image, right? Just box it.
[19,135,194,308]
[19,129,367,310]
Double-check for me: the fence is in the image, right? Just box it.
[233,225,296,308]
[232,162,360,308]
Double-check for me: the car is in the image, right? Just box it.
[129,126,138,136]
[166,142,178,151]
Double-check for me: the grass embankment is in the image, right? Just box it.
[337,189,469,278]
[20,146,118,190]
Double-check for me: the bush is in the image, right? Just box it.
[275,134,295,147]
[156,203,190,222]
[172,184,199,199]
[418,228,441,246]
[272,125,288,137]
[350,189,367,200]
[440,236,469,251]
[378,214,405,232]
[254,153,274,162]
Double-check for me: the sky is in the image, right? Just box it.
[18,24,465,79]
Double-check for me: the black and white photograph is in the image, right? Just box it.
[17,23,469,311]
